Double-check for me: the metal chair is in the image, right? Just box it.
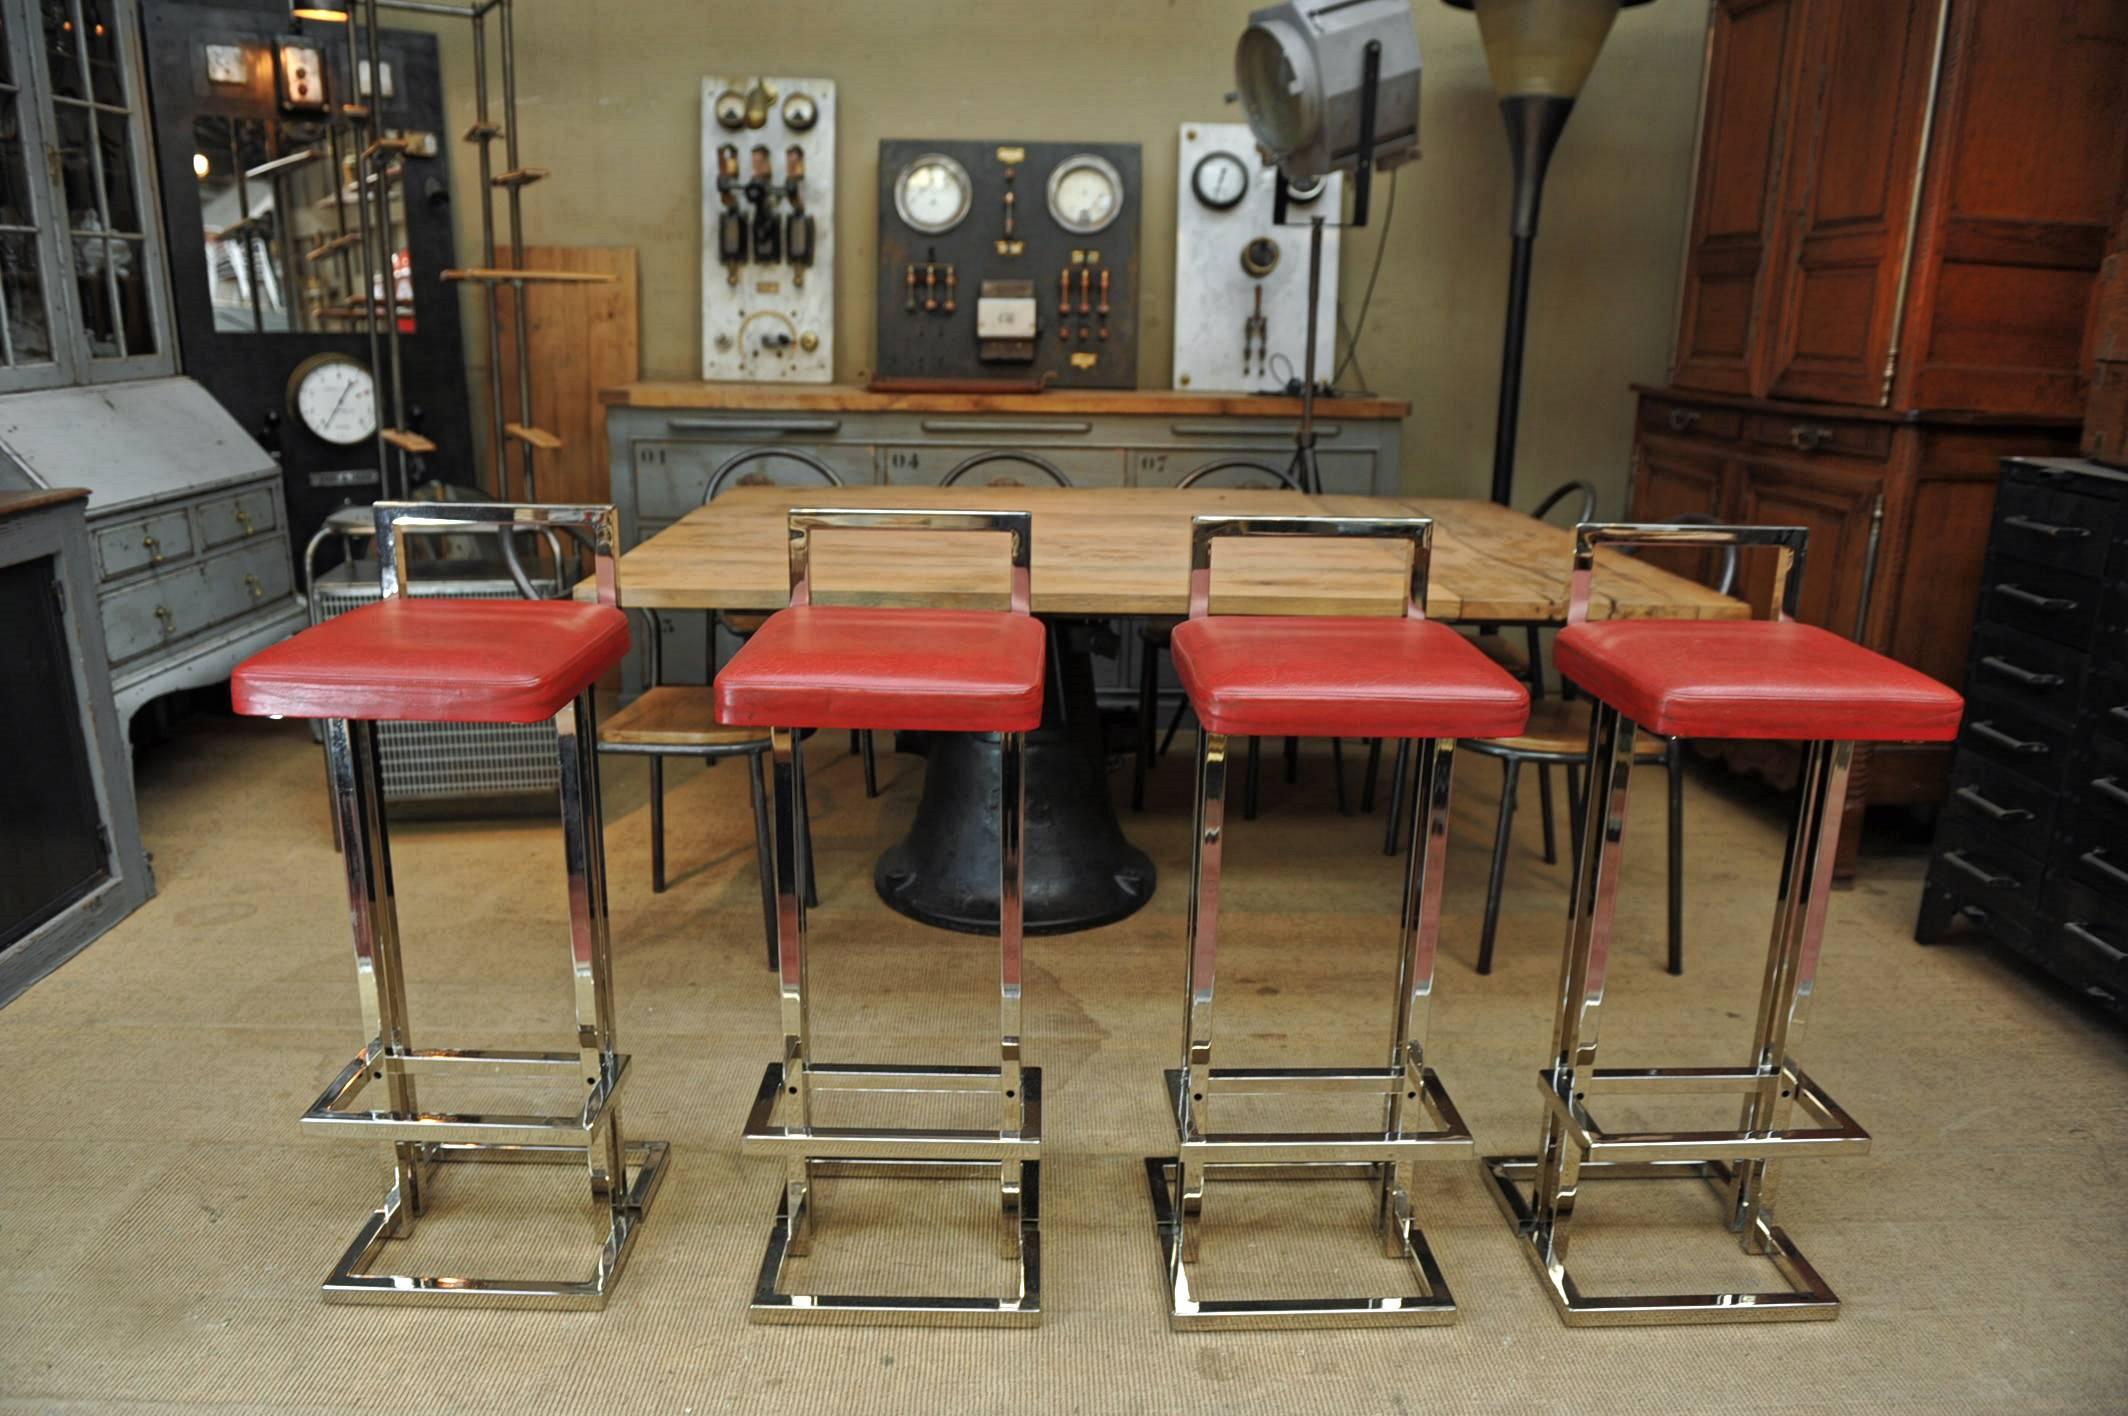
[1131,459,1350,820]
[716,506,1047,1325]
[1485,522,1963,1325]
[229,501,668,1307]
[940,449,1074,486]
[704,446,880,800]
[1144,512,1529,1328]
[1460,514,1739,975]
[595,607,814,968]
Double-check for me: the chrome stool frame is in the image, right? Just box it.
[302,503,667,1308]
[1485,524,1869,1326]
[1145,514,1475,1330]
[739,507,1041,1326]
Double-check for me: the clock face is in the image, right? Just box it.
[289,356,378,446]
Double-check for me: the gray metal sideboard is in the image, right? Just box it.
[0,378,307,729]
[601,382,1410,698]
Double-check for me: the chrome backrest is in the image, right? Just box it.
[371,501,621,608]
[1187,513,1432,621]
[1568,521,1805,626]
[785,506,1034,615]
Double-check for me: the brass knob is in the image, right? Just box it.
[236,506,255,535]
[142,532,161,562]
[244,573,264,600]
[154,605,175,635]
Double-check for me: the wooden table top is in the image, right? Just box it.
[605,486,1744,623]
[599,380,1410,421]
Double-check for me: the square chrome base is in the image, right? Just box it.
[322,1138,670,1309]
[1482,1156,1841,1326]
[1143,1158,1455,1330]
[743,1061,1042,1326]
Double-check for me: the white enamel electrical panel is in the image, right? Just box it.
[1171,122,1341,395]
[701,76,836,382]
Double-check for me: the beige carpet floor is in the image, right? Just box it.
[2,715,2123,1413]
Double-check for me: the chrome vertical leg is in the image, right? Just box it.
[648,757,666,893]
[766,727,812,1255]
[557,693,625,1204]
[1177,731,1228,1264]
[747,750,778,970]
[998,730,1027,1258]
[324,716,421,1232]
[1382,738,1411,856]
[1381,739,1454,1254]
[1731,739,1852,1246]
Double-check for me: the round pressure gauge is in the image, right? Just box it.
[1191,150,1250,211]
[1285,174,1328,205]
[287,353,377,447]
[1047,153,1124,234]
[893,153,972,235]
[712,89,747,130]
[782,92,818,131]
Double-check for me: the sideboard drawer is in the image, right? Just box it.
[98,540,292,666]
[1941,756,2057,860]
[1638,398,1743,441]
[1993,475,2117,577]
[94,509,193,581]
[878,444,1125,488]
[631,439,878,521]
[1978,555,2102,652]
[1743,413,1891,461]
[194,485,278,551]
[1965,627,2086,728]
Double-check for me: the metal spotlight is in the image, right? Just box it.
[288,2,350,21]
[1235,0,1421,182]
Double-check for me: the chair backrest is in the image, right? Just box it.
[940,450,1073,488]
[1660,512,1741,596]
[785,507,1034,615]
[1187,513,1431,621]
[1531,479,1599,526]
[1175,458,1301,491]
[705,447,843,504]
[1568,521,1804,627]
[371,501,619,608]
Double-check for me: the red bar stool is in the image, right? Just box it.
[1485,523,1964,1325]
[714,507,1046,1325]
[230,502,667,1308]
[1144,514,1530,1329]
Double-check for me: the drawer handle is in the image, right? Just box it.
[1789,423,1834,452]
[918,419,1091,435]
[1993,583,2076,612]
[142,532,162,563]
[1969,720,2048,754]
[2111,704,2128,724]
[244,572,265,600]
[153,604,175,635]
[1952,785,2032,823]
[1941,850,2018,890]
[1665,407,1700,432]
[1169,422,1342,440]
[2079,848,2128,890]
[2002,514,2090,541]
[663,416,842,435]
[2065,921,2126,964]
[1979,655,2065,688]
[236,506,255,535]
[2094,776,2128,809]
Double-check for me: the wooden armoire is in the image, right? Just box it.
[1630,0,2128,867]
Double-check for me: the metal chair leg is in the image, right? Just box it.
[1330,737,1350,814]
[1478,756,1521,975]
[1134,634,1159,811]
[1158,688,1192,759]
[748,751,777,970]
[1284,734,1298,783]
[1666,737,1685,976]
[998,729,1028,1257]
[860,730,879,799]
[1382,738,1411,856]
[1177,732,1230,1265]
[648,756,666,893]
[1361,738,1383,813]
[1536,764,1557,866]
[1243,735,1261,821]
[795,735,819,910]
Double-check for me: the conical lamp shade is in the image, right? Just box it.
[1445,0,1648,101]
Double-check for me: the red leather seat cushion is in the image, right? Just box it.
[231,599,629,724]
[714,605,1046,732]
[1169,616,1530,739]
[1554,619,1964,741]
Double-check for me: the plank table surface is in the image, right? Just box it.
[603,485,1745,623]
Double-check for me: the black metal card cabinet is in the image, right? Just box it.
[1915,457,2128,1014]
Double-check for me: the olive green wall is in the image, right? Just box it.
[402,0,1707,510]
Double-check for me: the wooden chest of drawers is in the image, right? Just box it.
[1914,458,2128,1013]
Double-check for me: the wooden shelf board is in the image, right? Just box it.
[443,267,620,284]
[491,167,548,188]
[503,422,564,450]
[380,428,437,454]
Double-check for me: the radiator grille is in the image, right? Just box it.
[311,561,560,803]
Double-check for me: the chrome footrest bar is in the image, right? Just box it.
[1482,1153,1840,1325]
[742,1062,1043,1161]
[302,1041,632,1146]
[1537,1061,1869,1164]
[322,1139,671,1309]
[1166,1067,1473,1162]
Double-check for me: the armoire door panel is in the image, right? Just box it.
[1629,435,1736,587]
[1766,0,1939,407]
[1672,0,1803,395]
[1894,0,2128,415]
[1733,456,1876,634]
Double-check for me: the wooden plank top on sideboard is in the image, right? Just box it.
[600,381,1411,421]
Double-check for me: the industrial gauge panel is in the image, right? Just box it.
[701,76,836,382]
[1171,123,1341,394]
[874,139,1141,389]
